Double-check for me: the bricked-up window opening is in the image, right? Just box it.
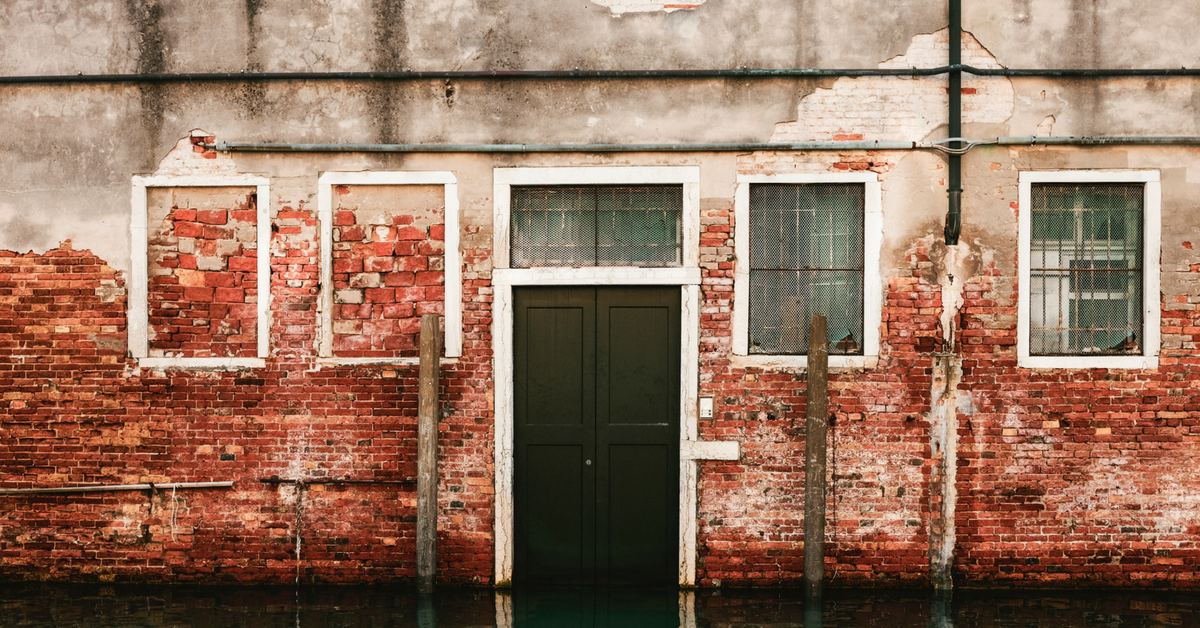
[1029,184,1144,355]
[748,183,865,355]
[330,185,445,358]
[146,187,259,358]
[510,185,683,267]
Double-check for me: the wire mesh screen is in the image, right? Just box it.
[511,186,683,268]
[1029,184,1143,355]
[748,184,865,355]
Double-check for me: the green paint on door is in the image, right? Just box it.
[514,287,681,586]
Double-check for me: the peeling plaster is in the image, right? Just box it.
[772,29,1014,142]
[928,353,963,591]
[592,0,706,16]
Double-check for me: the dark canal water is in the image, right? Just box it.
[1,583,1197,627]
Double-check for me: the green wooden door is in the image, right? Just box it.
[514,286,681,587]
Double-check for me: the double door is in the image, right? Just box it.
[513,286,681,587]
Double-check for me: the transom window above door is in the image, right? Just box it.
[510,185,683,268]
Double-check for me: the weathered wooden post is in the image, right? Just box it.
[417,314,440,598]
[804,314,829,600]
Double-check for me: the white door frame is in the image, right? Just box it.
[490,167,737,586]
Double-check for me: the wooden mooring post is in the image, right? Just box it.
[804,314,829,600]
[417,315,440,598]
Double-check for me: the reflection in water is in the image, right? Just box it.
[509,587,678,627]
[1,583,1197,627]
[928,591,953,628]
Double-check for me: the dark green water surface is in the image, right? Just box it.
[1,583,1196,627]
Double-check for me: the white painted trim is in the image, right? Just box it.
[681,440,739,461]
[314,357,460,367]
[727,354,880,370]
[491,277,722,587]
[130,174,270,370]
[491,166,701,270]
[130,180,150,359]
[315,171,462,361]
[493,267,701,286]
[490,166,714,587]
[138,357,266,370]
[493,283,515,585]
[732,172,883,367]
[255,183,271,357]
[1017,170,1160,370]
[679,283,700,585]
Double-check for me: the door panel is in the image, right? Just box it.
[524,445,587,580]
[604,304,674,426]
[605,444,672,584]
[515,290,596,585]
[514,286,680,587]
[525,306,586,426]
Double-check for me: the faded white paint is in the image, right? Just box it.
[928,354,962,591]
[591,0,706,16]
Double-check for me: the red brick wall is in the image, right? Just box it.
[330,185,446,358]
[694,202,1200,589]
[146,188,259,358]
[695,203,935,587]
[0,188,493,584]
[2,186,1199,588]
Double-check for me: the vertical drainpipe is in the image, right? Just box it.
[945,0,963,246]
[930,0,963,596]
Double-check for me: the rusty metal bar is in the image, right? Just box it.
[0,481,233,495]
[258,477,415,486]
[5,65,1200,87]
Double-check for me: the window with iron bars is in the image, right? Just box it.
[1028,183,1144,355]
[510,185,683,268]
[748,183,865,355]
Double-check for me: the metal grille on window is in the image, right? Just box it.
[1029,184,1143,356]
[511,186,683,268]
[749,184,864,355]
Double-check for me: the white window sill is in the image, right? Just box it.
[138,357,266,370]
[314,357,459,367]
[729,354,879,370]
[1018,355,1158,370]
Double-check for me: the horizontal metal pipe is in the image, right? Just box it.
[0,481,234,495]
[997,135,1200,145]
[212,141,919,153]
[259,477,415,485]
[963,65,1200,77]
[3,65,1200,87]
[0,67,948,86]
[211,135,1200,155]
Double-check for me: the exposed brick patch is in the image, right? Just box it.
[146,188,258,358]
[330,186,446,358]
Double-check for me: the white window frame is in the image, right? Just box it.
[732,173,883,369]
[130,174,271,369]
[1017,170,1160,369]
[490,166,738,588]
[316,171,462,364]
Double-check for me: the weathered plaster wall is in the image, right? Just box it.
[2,0,1200,588]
